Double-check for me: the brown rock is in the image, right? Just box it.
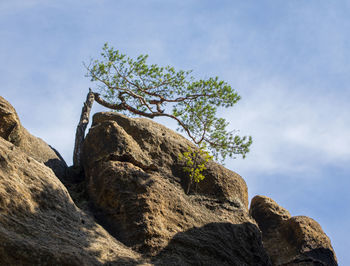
[0,137,146,265]
[200,161,249,209]
[153,222,270,266]
[81,112,270,264]
[281,216,338,265]
[90,112,193,170]
[0,97,338,265]
[250,195,291,232]
[0,96,67,179]
[250,195,337,265]
[83,112,248,208]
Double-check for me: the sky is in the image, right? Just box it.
[1,0,349,264]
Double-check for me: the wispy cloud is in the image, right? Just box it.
[226,76,350,177]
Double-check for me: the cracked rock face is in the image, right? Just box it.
[82,112,271,265]
[250,195,337,265]
[0,96,67,179]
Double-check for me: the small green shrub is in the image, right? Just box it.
[179,145,213,194]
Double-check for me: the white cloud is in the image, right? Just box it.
[225,76,350,178]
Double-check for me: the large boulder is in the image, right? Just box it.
[250,195,291,232]
[0,137,145,265]
[81,112,270,264]
[83,112,248,208]
[0,96,67,179]
[250,195,337,265]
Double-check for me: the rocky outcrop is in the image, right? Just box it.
[250,195,337,265]
[83,112,248,209]
[250,195,291,232]
[82,112,270,264]
[0,137,146,265]
[0,96,338,265]
[0,96,67,179]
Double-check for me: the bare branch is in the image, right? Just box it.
[93,92,124,110]
[93,92,198,143]
[73,89,95,169]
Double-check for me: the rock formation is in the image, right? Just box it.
[81,112,270,265]
[0,137,146,265]
[250,195,337,265]
[0,96,67,179]
[0,96,337,265]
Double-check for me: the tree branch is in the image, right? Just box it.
[93,92,124,110]
[92,92,198,143]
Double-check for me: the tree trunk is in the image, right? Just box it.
[73,89,95,170]
[186,178,192,195]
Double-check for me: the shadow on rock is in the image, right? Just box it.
[152,222,271,266]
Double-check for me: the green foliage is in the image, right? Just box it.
[86,43,252,163]
[179,145,213,184]
[86,43,253,193]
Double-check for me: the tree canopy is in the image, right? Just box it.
[84,43,252,163]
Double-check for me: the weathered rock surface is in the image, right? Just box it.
[153,222,270,266]
[83,112,248,209]
[0,96,67,179]
[250,195,337,265]
[0,96,338,265]
[0,137,146,265]
[82,112,270,264]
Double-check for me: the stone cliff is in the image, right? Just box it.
[0,96,337,265]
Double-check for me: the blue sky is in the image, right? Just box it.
[1,0,349,264]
